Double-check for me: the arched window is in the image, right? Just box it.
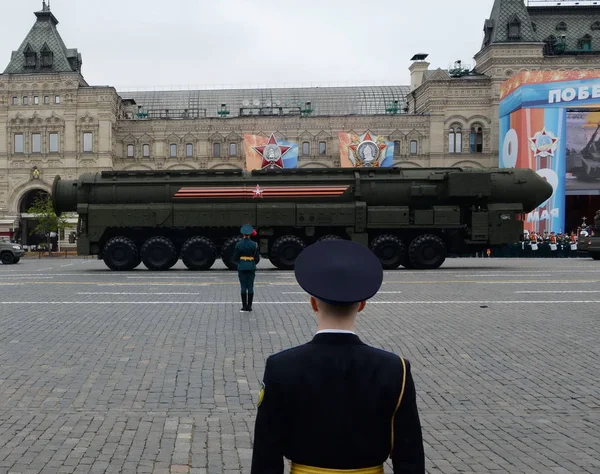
[40,44,53,68]
[302,141,310,156]
[127,144,134,158]
[544,35,557,55]
[409,140,418,155]
[470,126,484,153]
[24,44,36,68]
[229,143,237,157]
[508,17,521,40]
[393,141,401,157]
[319,141,327,155]
[448,126,462,153]
[578,34,592,51]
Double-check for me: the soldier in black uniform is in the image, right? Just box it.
[250,239,425,474]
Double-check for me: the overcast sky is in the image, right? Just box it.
[1,0,498,91]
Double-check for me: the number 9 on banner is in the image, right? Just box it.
[502,128,518,168]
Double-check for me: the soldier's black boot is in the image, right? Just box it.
[240,292,248,312]
[247,293,254,312]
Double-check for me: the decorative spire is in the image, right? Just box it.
[481,0,537,48]
[35,0,58,26]
[3,1,84,75]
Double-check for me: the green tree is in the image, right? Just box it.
[27,194,68,253]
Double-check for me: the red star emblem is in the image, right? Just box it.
[529,128,559,158]
[252,185,264,198]
[253,134,291,169]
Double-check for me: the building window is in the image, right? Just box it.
[470,126,483,153]
[302,141,310,156]
[393,141,401,157]
[448,127,462,153]
[409,140,418,155]
[24,46,36,68]
[592,21,600,31]
[12,97,17,105]
[544,36,557,55]
[213,142,221,158]
[508,17,521,40]
[83,132,93,152]
[229,143,237,157]
[49,133,59,153]
[143,144,150,157]
[32,133,41,153]
[55,96,60,104]
[186,143,193,157]
[556,21,567,32]
[41,45,53,68]
[319,141,327,155]
[34,96,39,105]
[170,144,177,157]
[14,134,24,153]
[578,34,592,51]
[23,96,29,105]
[127,144,134,157]
[44,96,50,104]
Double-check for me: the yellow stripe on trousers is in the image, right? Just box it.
[290,463,384,474]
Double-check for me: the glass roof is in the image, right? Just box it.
[120,85,411,119]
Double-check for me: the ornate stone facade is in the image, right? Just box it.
[1,1,600,241]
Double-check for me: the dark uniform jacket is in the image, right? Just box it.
[251,333,425,474]
[232,238,260,271]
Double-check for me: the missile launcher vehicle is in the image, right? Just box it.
[580,210,600,260]
[52,166,553,271]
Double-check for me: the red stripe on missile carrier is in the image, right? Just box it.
[174,185,350,199]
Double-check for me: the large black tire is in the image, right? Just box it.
[408,234,447,270]
[370,234,405,270]
[221,236,243,270]
[590,252,600,261]
[141,236,178,271]
[13,257,20,264]
[1,252,15,265]
[182,236,217,270]
[269,235,305,270]
[102,237,139,271]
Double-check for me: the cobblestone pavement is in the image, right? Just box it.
[0,257,599,474]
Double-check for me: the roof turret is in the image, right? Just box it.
[482,0,538,48]
[3,1,83,75]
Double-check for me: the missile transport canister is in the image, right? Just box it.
[52,167,553,271]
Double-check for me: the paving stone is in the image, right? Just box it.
[0,258,598,473]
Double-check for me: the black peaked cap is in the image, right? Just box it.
[294,240,383,305]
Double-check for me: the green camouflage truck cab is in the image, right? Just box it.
[583,210,600,260]
[52,167,552,271]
